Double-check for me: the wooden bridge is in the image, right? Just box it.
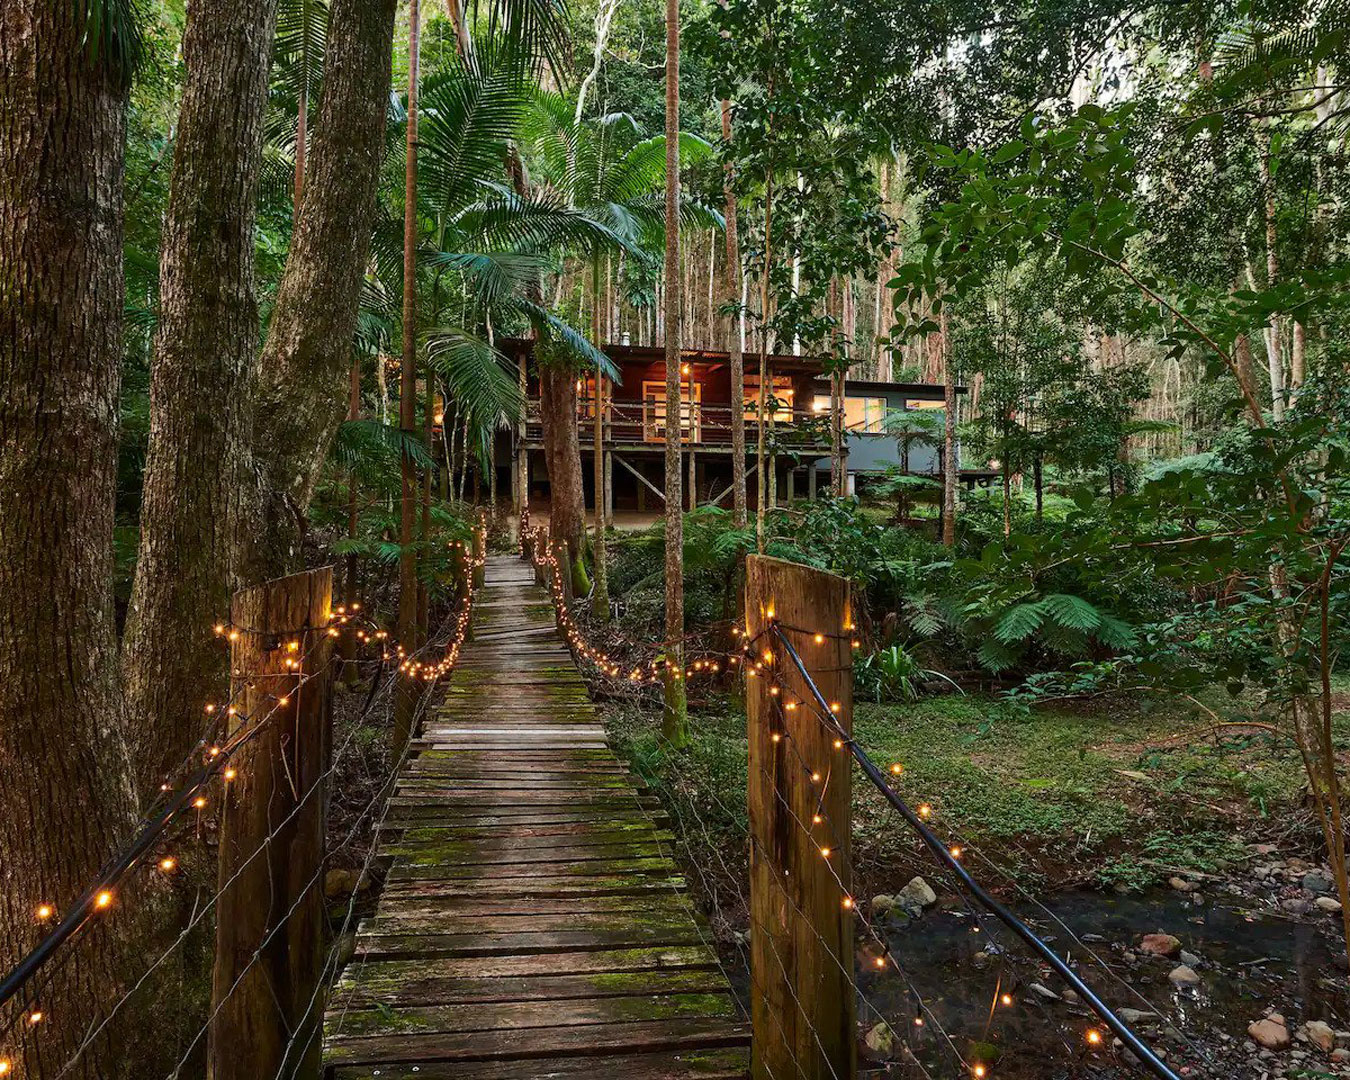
[323,554,750,1078]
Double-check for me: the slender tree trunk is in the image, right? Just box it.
[122,0,278,793]
[1256,124,1286,421]
[419,359,432,643]
[241,0,398,578]
[294,85,307,213]
[755,168,774,554]
[342,358,361,684]
[591,253,610,619]
[941,309,957,546]
[396,0,421,749]
[662,0,687,744]
[0,7,137,1076]
[721,101,748,528]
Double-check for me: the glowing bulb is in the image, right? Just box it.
[813,814,823,824]
[28,1010,42,1025]
[224,767,237,781]
[1000,993,1013,1006]
[36,904,53,921]
[278,696,289,706]
[814,633,824,644]
[95,890,112,909]
[973,1067,986,1079]
[834,739,843,749]
[890,763,903,775]
[811,771,822,783]
[771,733,781,743]
[1086,1029,1102,1047]
[819,847,831,858]
[918,803,932,818]
[875,956,886,969]
[829,702,840,713]
[0,1059,11,1074]
[159,857,177,872]
[914,1017,924,1027]
[949,846,962,859]
[194,796,207,810]
[842,897,854,909]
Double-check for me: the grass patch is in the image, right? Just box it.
[606,689,1330,896]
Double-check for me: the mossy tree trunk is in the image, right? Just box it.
[0,5,138,1075]
[661,0,687,744]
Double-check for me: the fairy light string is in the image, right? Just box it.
[0,527,485,1077]
[748,614,1182,1080]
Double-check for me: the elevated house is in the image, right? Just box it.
[496,338,980,519]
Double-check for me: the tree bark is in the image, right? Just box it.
[1256,124,1286,421]
[662,0,687,744]
[396,0,421,750]
[591,253,610,619]
[122,0,278,793]
[0,5,137,1076]
[941,309,957,546]
[241,0,398,579]
[721,100,748,529]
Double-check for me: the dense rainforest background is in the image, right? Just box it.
[2,0,1349,1076]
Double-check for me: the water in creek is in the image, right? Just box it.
[727,889,1349,1078]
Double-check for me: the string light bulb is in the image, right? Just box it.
[36,904,53,921]
[95,890,112,910]
[1086,1029,1102,1047]
[972,1066,987,1079]
[27,1010,42,1025]
[159,857,177,873]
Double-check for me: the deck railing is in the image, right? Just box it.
[524,396,833,450]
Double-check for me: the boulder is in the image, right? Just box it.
[1316,896,1343,914]
[1303,1021,1336,1054]
[865,1022,895,1056]
[1303,872,1335,895]
[897,876,937,909]
[1179,949,1202,968]
[1168,965,1200,987]
[1248,1018,1291,1051]
[1138,933,1182,958]
[324,868,362,899]
[871,895,896,917]
[1169,876,1200,893]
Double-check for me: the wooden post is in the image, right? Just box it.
[210,567,334,1080]
[472,514,486,588]
[745,555,855,1080]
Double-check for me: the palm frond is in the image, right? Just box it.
[424,329,525,429]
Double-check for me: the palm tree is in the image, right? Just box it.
[525,95,720,609]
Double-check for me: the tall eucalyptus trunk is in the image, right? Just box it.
[941,308,957,546]
[662,0,687,744]
[122,0,278,792]
[395,0,421,750]
[541,364,590,594]
[0,6,137,1075]
[241,0,398,578]
[721,99,748,528]
[591,252,610,620]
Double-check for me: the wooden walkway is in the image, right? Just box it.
[324,554,750,1079]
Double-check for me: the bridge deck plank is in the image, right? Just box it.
[323,553,747,1078]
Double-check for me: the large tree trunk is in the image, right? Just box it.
[122,0,278,793]
[540,364,590,593]
[662,0,687,744]
[721,100,748,528]
[242,0,398,578]
[0,6,136,1076]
